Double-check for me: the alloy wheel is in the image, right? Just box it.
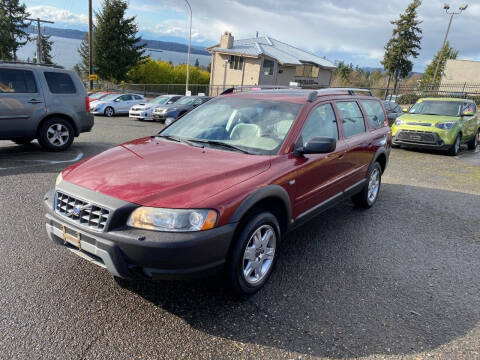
[47,124,70,147]
[367,168,380,204]
[242,224,276,285]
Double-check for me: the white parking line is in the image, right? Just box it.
[0,152,84,171]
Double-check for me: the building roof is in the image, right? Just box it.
[208,36,336,69]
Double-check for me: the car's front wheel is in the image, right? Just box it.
[467,129,479,151]
[352,162,382,208]
[448,133,461,156]
[104,106,115,117]
[226,212,280,295]
[38,118,74,151]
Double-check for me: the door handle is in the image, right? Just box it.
[28,99,42,104]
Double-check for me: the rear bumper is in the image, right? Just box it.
[44,188,236,280]
[79,113,94,133]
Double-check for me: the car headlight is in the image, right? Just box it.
[436,122,456,130]
[55,172,63,186]
[394,119,403,126]
[127,207,217,232]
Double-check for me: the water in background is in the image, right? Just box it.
[17,36,211,69]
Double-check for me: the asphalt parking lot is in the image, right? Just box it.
[1,116,479,360]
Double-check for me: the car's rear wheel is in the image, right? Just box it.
[467,129,479,151]
[38,118,74,151]
[104,106,115,117]
[226,212,280,295]
[352,162,382,208]
[448,133,461,156]
[12,137,34,145]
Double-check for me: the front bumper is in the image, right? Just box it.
[152,112,168,121]
[129,111,153,121]
[44,184,236,280]
[392,130,453,150]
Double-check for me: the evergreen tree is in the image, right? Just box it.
[0,0,30,60]
[420,41,458,87]
[94,0,145,82]
[194,58,199,67]
[32,34,53,64]
[76,34,90,75]
[382,0,423,93]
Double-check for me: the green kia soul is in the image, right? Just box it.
[392,98,479,155]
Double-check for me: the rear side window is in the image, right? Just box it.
[336,101,366,138]
[44,72,76,94]
[360,100,386,127]
[300,103,338,144]
[0,69,37,93]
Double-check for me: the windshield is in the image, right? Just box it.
[90,92,106,99]
[176,97,196,105]
[160,97,302,155]
[409,100,462,117]
[101,94,120,102]
[150,96,171,105]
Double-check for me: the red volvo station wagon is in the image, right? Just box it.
[45,88,391,295]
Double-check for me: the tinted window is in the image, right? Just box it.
[133,95,142,100]
[119,94,132,101]
[336,101,366,138]
[44,72,76,94]
[0,69,37,93]
[361,100,386,127]
[300,104,338,145]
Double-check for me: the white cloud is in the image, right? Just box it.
[27,5,88,25]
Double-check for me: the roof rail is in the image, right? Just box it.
[0,60,64,69]
[220,85,294,95]
[306,87,374,102]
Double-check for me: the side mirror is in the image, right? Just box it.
[167,101,173,104]
[462,109,474,116]
[114,98,121,102]
[402,106,409,113]
[295,137,336,156]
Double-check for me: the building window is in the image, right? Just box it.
[229,55,244,70]
[263,59,274,76]
[295,64,319,78]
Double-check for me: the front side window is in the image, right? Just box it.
[360,100,386,127]
[263,59,274,76]
[44,72,76,94]
[0,69,37,93]
[161,97,302,155]
[300,104,338,145]
[336,101,366,138]
[176,97,196,105]
[229,55,244,70]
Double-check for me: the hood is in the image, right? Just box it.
[62,137,271,208]
[398,113,461,125]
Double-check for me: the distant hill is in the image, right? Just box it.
[27,26,210,56]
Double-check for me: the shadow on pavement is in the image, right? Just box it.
[118,183,480,358]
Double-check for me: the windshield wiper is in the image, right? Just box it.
[156,135,203,148]
[187,139,251,154]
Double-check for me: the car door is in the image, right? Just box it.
[116,94,132,112]
[293,102,350,217]
[0,67,45,138]
[335,100,371,188]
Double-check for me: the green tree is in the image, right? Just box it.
[420,41,458,87]
[76,34,90,75]
[194,58,199,67]
[32,34,53,64]
[382,0,423,94]
[0,0,30,60]
[94,0,145,82]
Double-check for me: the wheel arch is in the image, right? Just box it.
[370,148,388,174]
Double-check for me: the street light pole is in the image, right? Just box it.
[432,3,468,84]
[184,0,192,95]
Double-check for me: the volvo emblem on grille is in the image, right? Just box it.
[67,204,92,217]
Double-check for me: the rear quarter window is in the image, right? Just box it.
[360,100,386,128]
[0,68,38,93]
[44,72,76,94]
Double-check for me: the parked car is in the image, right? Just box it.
[88,91,115,102]
[385,94,402,102]
[383,100,404,124]
[152,95,211,122]
[45,88,391,294]
[0,62,93,151]
[392,97,479,155]
[129,94,183,121]
[90,93,145,117]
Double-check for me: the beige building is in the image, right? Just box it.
[441,59,480,86]
[207,32,336,95]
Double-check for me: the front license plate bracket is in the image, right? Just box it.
[62,226,81,250]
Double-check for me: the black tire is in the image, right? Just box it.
[467,129,479,151]
[37,118,74,151]
[448,133,461,156]
[352,162,382,209]
[226,212,280,296]
[104,106,115,117]
[12,137,34,145]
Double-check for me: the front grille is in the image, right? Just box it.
[397,130,438,144]
[55,191,110,231]
[406,122,432,127]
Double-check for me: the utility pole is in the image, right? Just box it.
[184,0,192,95]
[88,0,94,90]
[26,17,54,63]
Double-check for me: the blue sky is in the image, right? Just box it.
[24,0,480,72]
